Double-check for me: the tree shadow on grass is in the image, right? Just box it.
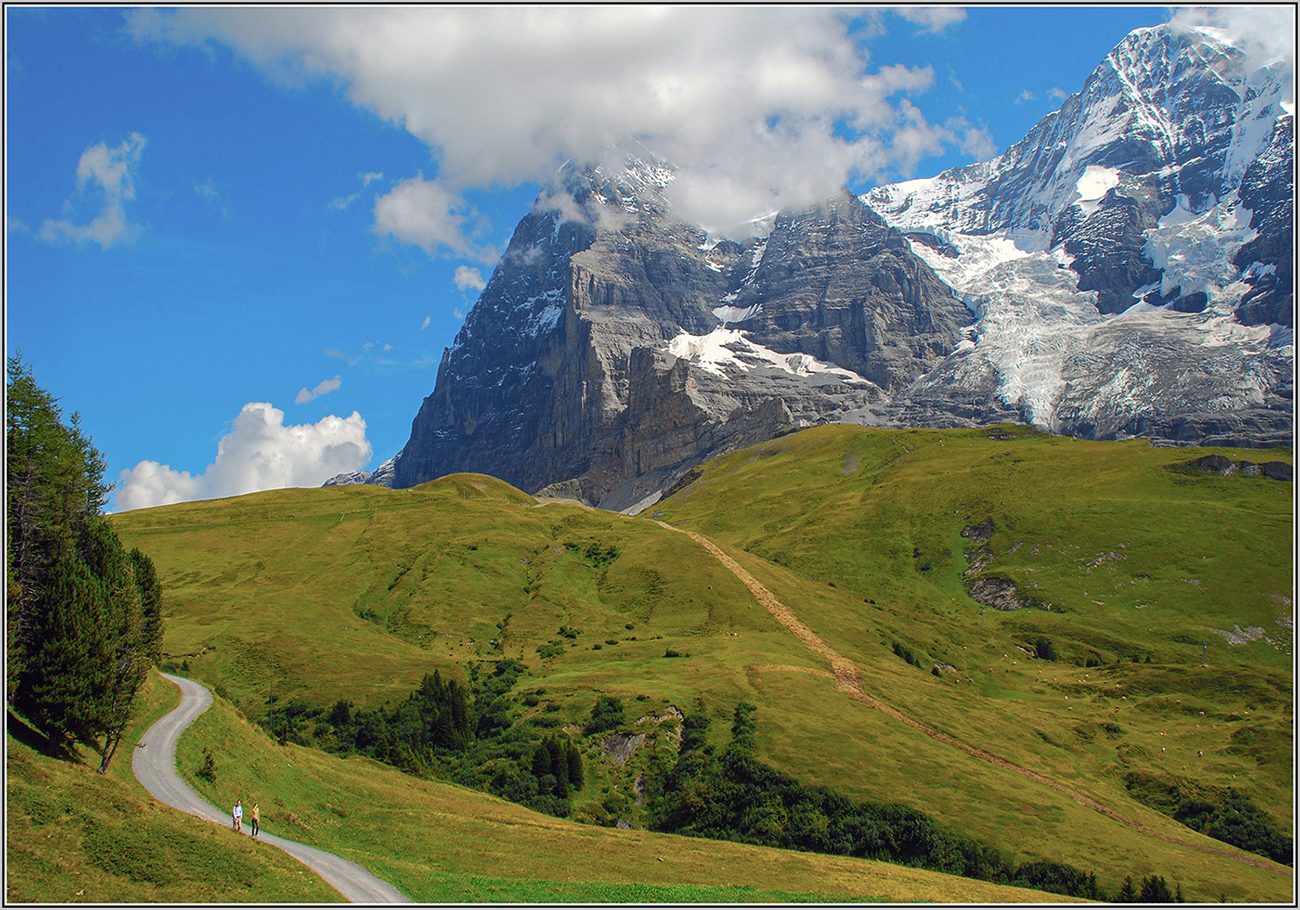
[6,708,85,763]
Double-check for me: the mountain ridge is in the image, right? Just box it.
[336,21,1293,504]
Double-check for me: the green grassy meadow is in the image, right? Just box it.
[5,672,343,904]
[96,426,1295,902]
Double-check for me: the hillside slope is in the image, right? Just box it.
[109,429,1294,900]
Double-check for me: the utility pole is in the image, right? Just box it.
[1201,641,1207,667]
[269,657,275,741]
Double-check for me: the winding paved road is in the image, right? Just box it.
[133,673,411,903]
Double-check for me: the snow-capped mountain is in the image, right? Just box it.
[350,22,1292,508]
[867,22,1293,445]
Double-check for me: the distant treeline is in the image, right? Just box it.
[6,355,164,773]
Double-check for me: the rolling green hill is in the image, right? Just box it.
[5,672,344,904]
[102,426,1294,902]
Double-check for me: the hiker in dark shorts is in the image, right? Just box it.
[251,802,260,837]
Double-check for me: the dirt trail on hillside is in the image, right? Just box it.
[662,523,1287,874]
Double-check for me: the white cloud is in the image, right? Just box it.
[114,462,208,511]
[127,7,970,240]
[195,177,228,216]
[1014,89,1036,104]
[372,176,498,262]
[887,98,951,177]
[1046,86,1067,102]
[1168,6,1296,75]
[454,265,486,291]
[420,315,430,330]
[946,116,998,161]
[115,402,371,511]
[39,132,147,249]
[329,170,386,210]
[294,374,342,404]
[895,7,967,35]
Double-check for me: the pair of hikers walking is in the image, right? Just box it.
[232,799,260,836]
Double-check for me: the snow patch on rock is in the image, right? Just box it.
[667,328,868,384]
[1144,195,1257,301]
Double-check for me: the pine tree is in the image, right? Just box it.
[1139,874,1173,903]
[566,738,584,789]
[6,355,162,771]
[1117,876,1137,902]
[21,554,112,754]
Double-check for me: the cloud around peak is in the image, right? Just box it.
[127,7,986,243]
[1168,6,1296,75]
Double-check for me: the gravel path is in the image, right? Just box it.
[664,524,1288,875]
[133,674,411,903]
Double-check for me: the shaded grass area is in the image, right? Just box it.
[5,673,342,904]
[1125,771,1293,864]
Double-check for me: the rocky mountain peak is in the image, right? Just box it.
[342,22,1291,507]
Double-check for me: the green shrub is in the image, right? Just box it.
[196,747,217,784]
[585,695,625,735]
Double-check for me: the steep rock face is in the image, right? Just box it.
[1053,185,1163,315]
[394,158,733,496]
[1233,114,1295,327]
[393,157,961,507]
[727,192,971,389]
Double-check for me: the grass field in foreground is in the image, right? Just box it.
[5,673,342,904]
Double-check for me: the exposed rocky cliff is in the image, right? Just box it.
[351,21,1291,508]
[392,157,967,509]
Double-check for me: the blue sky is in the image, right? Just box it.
[6,6,1174,511]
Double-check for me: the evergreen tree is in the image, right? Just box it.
[21,553,112,753]
[1139,874,1173,903]
[1117,876,1137,902]
[6,355,161,771]
[566,738,584,789]
[586,695,624,734]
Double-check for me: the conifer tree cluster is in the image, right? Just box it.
[6,355,163,771]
